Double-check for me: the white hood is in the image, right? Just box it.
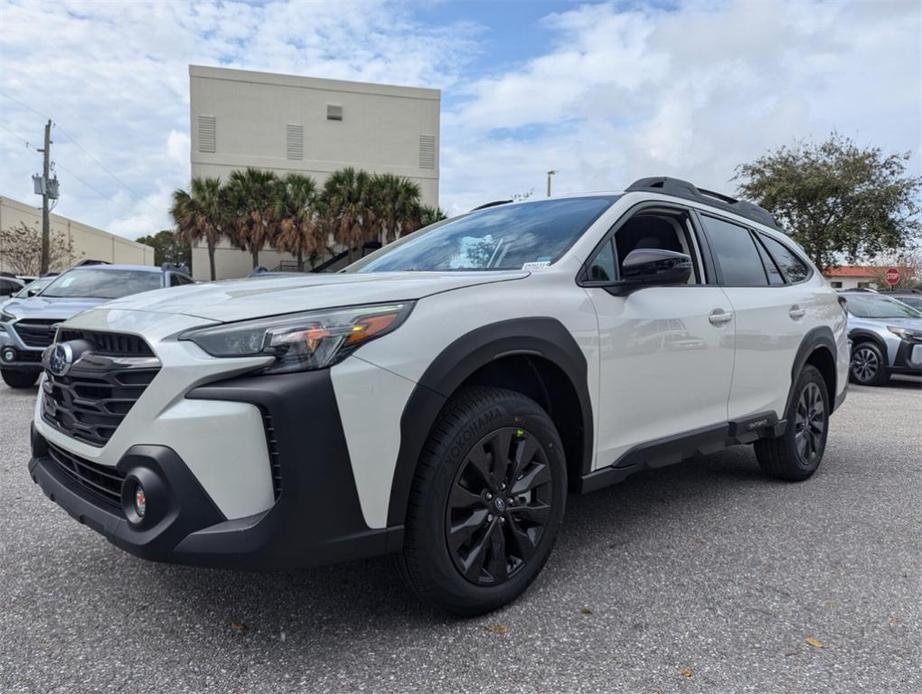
[101,271,528,322]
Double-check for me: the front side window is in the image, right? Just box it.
[758,233,811,283]
[590,209,703,285]
[41,269,163,299]
[844,294,922,319]
[350,196,618,273]
[700,215,768,287]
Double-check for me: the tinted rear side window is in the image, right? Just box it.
[700,215,768,287]
[753,237,785,285]
[759,233,811,283]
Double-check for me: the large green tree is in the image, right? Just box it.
[136,229,191,268]
[170,177,227,281]
[736,133,921,269]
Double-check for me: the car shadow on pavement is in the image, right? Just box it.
[123,445,769,640]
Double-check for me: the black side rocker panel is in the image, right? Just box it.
[578,412,780,494]
[386,317,593,527]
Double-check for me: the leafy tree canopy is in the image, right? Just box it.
[736,133,921,269]
[135,229,191,268]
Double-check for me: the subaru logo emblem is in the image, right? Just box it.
[47,343,74,377]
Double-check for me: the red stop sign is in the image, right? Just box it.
[885,267,900,286]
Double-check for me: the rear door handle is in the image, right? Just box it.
[708,309,733,325]
[789,305,806,320]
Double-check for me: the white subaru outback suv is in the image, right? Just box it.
[29,177,848,615]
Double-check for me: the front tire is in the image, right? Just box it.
[1,368,39,389]
[850,341,889,386]
[398,386,567,616]
[755,365,829,481]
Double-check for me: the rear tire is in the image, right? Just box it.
[397,386,567,616]
[849,341,889,386]
[1,368,39,389]
[755,365,829,481]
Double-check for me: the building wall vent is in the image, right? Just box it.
[326,104,343,121]
[198,115,216,153]
[419,135,436,169]
[286,124,303,160]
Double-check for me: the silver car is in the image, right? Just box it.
[0,264,192,388]
[840,292,922,386]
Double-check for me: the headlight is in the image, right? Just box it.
[180,302,414,374]
[0,310,14,322]
[887,325,922,342]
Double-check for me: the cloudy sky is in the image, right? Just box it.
[0,0,919,239]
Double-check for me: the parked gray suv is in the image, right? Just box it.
[0,263,193,388]
[840,292,922,386]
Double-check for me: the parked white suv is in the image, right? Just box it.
[29,177,848,615]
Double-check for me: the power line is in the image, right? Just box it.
[0,90,164,217]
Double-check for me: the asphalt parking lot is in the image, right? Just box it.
[1,378,920,693]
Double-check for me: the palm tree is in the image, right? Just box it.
[320,167,375,264]
[274,174,320,271]
[170,177,226,281]
[370,173,422,245]
[226,168,280,269]
[416,204,448,229]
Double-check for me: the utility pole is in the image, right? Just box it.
[546,170,557,197]
[33,119,58,274]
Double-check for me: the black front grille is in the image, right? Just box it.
[16,350,42,363]
[42,340,160,447]
[13,319,59,348]
[58,329,154,357]
[47,442,125,511]
[262,410,283,499]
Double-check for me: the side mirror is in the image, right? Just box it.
[608,248,692,295]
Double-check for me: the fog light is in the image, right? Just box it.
[1,347,15,363]
[134,485,146,518]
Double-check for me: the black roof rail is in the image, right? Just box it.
[626,176,784,232]
[471,199,513,211]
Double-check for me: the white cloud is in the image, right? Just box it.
[442,0,922,210]
[0,0,919,235]
[0,0,479,237]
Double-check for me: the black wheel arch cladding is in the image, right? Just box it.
[386,317,592,527]
[786,326,838,416]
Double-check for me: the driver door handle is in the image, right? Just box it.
[708,308,733,325]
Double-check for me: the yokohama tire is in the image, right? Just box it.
[397,386,567,616]
[755,365,830,482]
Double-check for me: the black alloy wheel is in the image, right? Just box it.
[445,426,552,586]
[793,381,825,465]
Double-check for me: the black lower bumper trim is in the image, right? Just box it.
[30,369,404,570]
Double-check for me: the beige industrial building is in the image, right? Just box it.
[188,65,441,280]
[0,195,154,273]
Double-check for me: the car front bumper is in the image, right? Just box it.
[29,369,404,569]
[0,325,44,370]
[891,340,922,375]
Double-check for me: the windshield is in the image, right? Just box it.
[350,196,618,273]
[14,277,52,298]
[894,295,922,311]
[844,294,922,319]
[42,268,162,299]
